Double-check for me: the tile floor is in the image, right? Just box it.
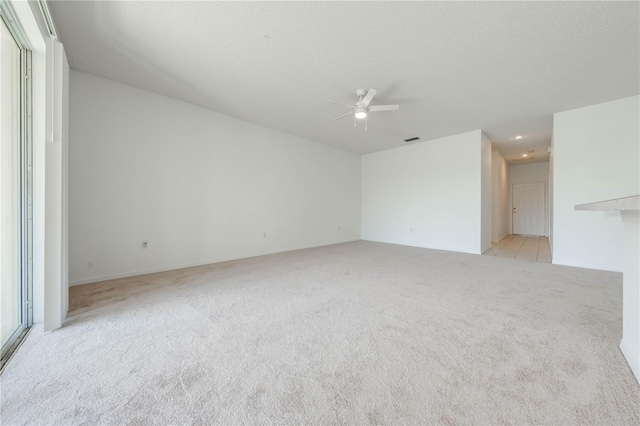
[484,234,551,263]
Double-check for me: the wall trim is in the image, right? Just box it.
[69,239,360,287]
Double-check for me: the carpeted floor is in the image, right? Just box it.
[1,241,639,424]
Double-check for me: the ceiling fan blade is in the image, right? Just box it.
[328,100,356,108]
[369,104,399,112]
[361,89,378,107]
[334,111,354,121]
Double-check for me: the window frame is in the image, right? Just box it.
[0,2,33,367]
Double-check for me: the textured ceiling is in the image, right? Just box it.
[50,1,639,159]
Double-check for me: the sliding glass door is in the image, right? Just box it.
[1,9,32,363]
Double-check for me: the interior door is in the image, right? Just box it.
[512,183,545,236]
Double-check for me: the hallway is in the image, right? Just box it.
[484,235,551,263]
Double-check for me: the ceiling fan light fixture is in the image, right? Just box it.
[328,89,398,127]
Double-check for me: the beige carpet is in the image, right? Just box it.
[1,241,638,424]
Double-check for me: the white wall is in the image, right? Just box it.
[491,151,509,242]
[69,71,361,285]
[480,132,492,253]
[61,44,69,317]
[620,214,639,383]
[553,96,639,272]
[361,130,485,254]
[43,39,69,330]
[549,132,554,256]
[509,162,550,236]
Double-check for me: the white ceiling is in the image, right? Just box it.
[50,1,639,159]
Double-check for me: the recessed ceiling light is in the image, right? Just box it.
[514,135,524,139]
[522,153,529,157]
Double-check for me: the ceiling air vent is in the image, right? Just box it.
[404,137,420,142]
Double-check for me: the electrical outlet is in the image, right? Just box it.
[410,228,414,233]
[263,232,267,238]
[337,226,341,231]
[142,240,149,249]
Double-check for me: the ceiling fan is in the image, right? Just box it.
[328,89,399,130]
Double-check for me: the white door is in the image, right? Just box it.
[512,183,545,236]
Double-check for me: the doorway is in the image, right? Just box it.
[512,183,545,236]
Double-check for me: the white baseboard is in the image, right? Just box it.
[620,338,640,385]
[69,239,361,287]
